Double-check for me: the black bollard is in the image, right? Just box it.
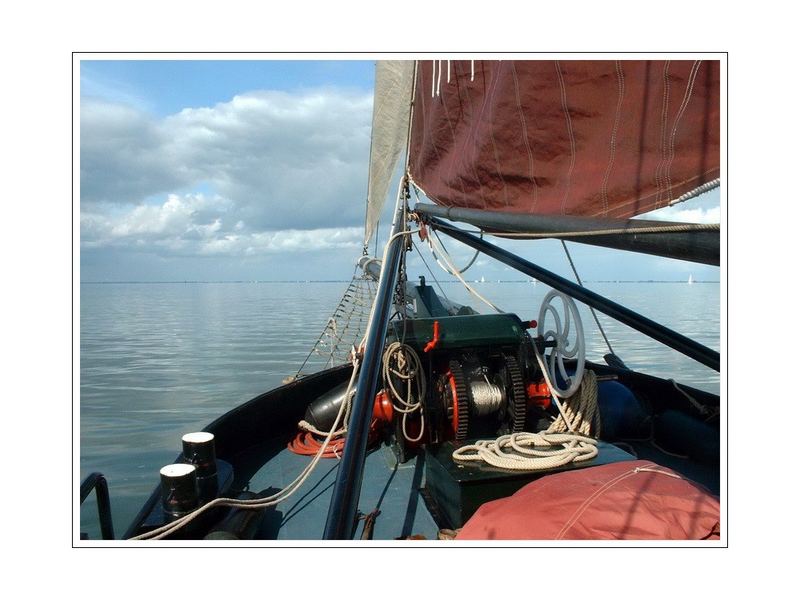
[160,463,198,518]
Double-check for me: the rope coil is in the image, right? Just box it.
[470,379,504,416]
[453,432,598,470]
[382,341,426,442]
[452,370,601,472]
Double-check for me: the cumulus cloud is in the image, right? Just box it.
[80,86,374,259]
[81,192,363,257]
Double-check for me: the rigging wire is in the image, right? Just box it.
[431,227,482,274]
[411,239,451,303]
[424,226,503,313]
[560,240,615,356]
[412,185,481,275]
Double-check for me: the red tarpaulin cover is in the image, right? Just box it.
[409,60,720,219]
[456,460,720,540]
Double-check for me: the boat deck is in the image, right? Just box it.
[228,436,667,540]
[235,437,440,540]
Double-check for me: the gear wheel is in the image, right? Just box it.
[447,360,470,441]
[503,354,527,434]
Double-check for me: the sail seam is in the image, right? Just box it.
[601,61,626,217]
[556,61,577,215]
[587,168,720,218]
[665,60,703,202]
[655,60,671,207]
[439,61,474,207]
[510,61,539,213]
[456,60,489,209]
[485,61,510,208]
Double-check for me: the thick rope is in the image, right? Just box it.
[430,227,481,275]
[453,370,601,472]
[452,432,598,471]
[424,226,503,313]
[669,178,720,206]
[546,370,601,437]
[382,341,426,442]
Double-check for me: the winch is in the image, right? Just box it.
[385,313,536,459]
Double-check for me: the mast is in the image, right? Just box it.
[323,197,408,539]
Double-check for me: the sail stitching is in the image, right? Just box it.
[665,60,703,203]
[588,168,720,218]
[438,61,474,208]
[556,61,577,215]
[510,61,539,213]
[485,61,511,208]
[417,64,448,205]
[655,60,671,207]
[600,61,626,217]
[455,60,490,209]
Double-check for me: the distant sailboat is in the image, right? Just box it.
[688,274,695,284]
[480,276,485,283]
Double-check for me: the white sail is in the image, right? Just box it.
[363,61,415,247]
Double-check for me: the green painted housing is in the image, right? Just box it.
[387,313,528,352]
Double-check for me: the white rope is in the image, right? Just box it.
[452,432,598,471]
[669,178,721,206]
[424,227,503,313]
[429,227,481,275]
[545,370,600,437]
[452,366,601,472]
[382,341,426,442]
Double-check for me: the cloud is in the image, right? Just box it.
[81,192,363,257]
[637,189,721,224]
[80,86,374,259]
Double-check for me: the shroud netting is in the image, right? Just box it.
[291,269,377,380]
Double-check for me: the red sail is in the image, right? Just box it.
[408,60,720,219]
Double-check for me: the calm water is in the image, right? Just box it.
[79,280,720,539]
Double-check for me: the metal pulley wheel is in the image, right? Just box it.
[538,290,586,397]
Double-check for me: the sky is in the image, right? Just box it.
[79,59,722,282]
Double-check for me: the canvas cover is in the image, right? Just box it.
[456,460,720,540]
